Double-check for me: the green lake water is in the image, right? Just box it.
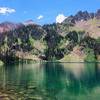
[0,62,100,100]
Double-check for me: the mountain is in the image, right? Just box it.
[0,9,100,63]
[96,9,100,19]
[63,9,100,38]
[0,20,36,34]
[42,9,100,61]
[64,9,100,23]
[0,21,23,33]
[23,20,35,26]
[0,22,47,63]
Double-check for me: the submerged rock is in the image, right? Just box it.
[0,60,4,66]
[28,86,37,89]
[27,96,42,100]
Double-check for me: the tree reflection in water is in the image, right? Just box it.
[0,62,100,100]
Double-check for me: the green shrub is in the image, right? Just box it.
[84,48,96,62]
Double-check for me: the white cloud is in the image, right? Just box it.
[37,15,44,20]
[56,14,67,23]
[0,7,16,15]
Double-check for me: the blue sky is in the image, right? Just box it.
[0,0,100,24]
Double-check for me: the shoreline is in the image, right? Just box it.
[1,60,100,65]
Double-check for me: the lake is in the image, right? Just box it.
[0,62,100,100]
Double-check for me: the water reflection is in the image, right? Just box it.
[0,62,100,100]
[43,62,66,99]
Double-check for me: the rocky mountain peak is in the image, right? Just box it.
[23,20,35,26]
[96,9,100,19]
[63,9,100,24]
[0,21,23,33]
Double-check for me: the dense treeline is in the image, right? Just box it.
[0,24,46,62]
[0,20,100,63]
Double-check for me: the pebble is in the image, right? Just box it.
[28,86,37,89]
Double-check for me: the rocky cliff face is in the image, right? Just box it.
[62,9,100,39]
[96,9,100,19]
[64,9,100,24]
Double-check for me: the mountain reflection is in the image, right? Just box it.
[0,62,100,100]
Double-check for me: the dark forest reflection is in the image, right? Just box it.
[0,62,100,100]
